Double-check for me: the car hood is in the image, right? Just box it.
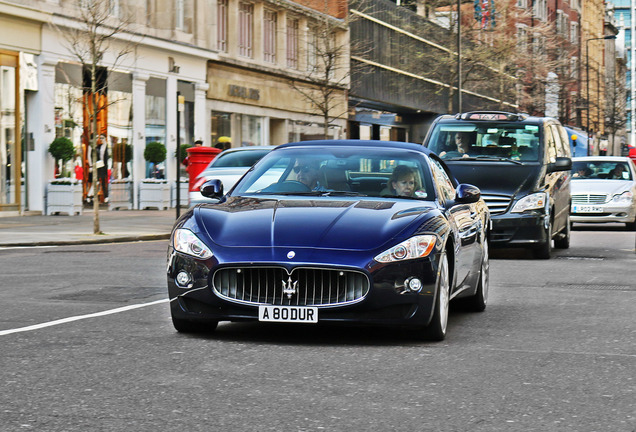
[444,161,541,196]
[196,196,438,251]
[571,179,633,196]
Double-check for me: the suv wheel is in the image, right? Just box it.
[533,222,552,259]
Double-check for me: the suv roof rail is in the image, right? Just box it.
[457,111,528,121]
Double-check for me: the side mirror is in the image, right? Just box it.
[455,183,481,204]
[547,156,572,173]
[201,179,224,199]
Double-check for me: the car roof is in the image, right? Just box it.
[573,156,632,162]
[216,145,277,154]
[433,111,556,125]
[276,139,435,155]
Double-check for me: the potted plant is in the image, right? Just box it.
[139,141,170,210]
[46,137,82,215]
[109,141,134,210]
[48,137,75,178]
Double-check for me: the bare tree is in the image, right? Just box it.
[288,5,352,139]
[604,69,627,155]
[53,0,136,233]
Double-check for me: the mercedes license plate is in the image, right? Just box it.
[572,205,603,213]
[258,306,318,323]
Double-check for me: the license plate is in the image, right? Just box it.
[258,306,318,323]
[572,205,603,213]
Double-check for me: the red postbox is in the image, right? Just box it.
[184,146,221,191]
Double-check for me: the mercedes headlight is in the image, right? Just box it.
[374,235,437,263]
[511,192,547,213]
[173,229,213,259]
[611,191,633,204]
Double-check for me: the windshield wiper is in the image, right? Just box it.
[449,155,523,165]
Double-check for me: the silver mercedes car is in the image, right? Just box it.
[570,156,636,229]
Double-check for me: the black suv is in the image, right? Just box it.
[423,111,572,258]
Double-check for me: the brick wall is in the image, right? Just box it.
[293,0,348,19]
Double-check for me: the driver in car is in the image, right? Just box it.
[440,132,471,159]
[293,159,328,191]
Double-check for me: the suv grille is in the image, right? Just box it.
[572,194,608,205]
[213,267,369,307]
[480,194,512,215]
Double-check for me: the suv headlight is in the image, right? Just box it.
[173,229,214,259]
[611,191,633,204]
[511,192,547,213]
[374,235,437,263]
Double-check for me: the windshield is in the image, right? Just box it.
[427,122,541,162]
[210,149,270,168]
[231,146,436,200]
[572,160,632,180]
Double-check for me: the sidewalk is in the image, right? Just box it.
[0,208,179,247]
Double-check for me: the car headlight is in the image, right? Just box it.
[611,191,633,204]
[511,192,547,213]
[374,235,437,263]
[173,228,214,259]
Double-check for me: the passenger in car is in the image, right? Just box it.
[608,164,627,179]
[382,165,419,197]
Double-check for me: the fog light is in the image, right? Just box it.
[176,271,191,287]
[405,277,422,293]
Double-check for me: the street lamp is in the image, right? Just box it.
[585,35,617,156]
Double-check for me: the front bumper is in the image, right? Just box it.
[571,203,636,224]
[167,250,441,328]
[488,211,548,247]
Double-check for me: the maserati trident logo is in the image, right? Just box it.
[282,276,298,299]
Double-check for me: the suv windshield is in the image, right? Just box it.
[427,122,541,162]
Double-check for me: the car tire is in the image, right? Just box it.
[533,222,552,259]
[422,252,450,341]
[465,240,489,312]
[172,316,218,334]
[554,214,570,249]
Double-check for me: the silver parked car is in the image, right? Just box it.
[189,146,275,206]
[570,156,636,230]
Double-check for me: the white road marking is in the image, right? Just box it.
[0,299,169,336]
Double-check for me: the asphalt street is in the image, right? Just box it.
[0,223,634,431]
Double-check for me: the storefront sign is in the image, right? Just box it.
[228,84,260,101]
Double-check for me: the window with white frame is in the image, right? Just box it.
[307,27,317,73]
[218,0,228,52]
[109,0,120,18]
[570,57,578,79]
[287,17,299,69]
[517,24,528,51]
[176,0,185,30]
[239,2,254,58]
[533,0,547,21]
[264,9,277,63]
[570,22,578,44]
[516,0,527,9]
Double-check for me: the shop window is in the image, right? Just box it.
[241,115,262,146]
[211,111,232,148]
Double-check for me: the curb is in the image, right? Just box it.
[0,233,171,248]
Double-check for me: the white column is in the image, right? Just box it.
[28,55,57,213]
[132,73,149,209]
[194,82,210,145]
[165,76,178,183]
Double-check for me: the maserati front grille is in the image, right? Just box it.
[213,266,370,307]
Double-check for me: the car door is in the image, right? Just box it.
[429,157,481,290]
[547,123,571,233]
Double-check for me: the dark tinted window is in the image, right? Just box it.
[211,150,270,168]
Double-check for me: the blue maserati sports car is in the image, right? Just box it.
[167,140,490,340]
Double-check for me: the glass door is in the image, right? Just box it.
[0,51,20,211]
